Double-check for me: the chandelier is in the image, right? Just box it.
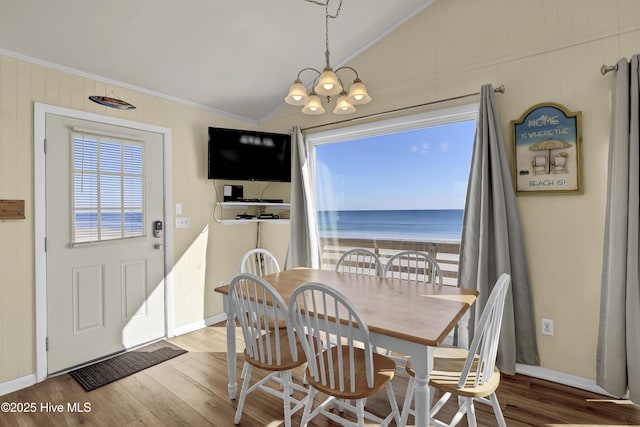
[285,0,371,115]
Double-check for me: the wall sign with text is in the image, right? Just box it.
[511,102,582,195]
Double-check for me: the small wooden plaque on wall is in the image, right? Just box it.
[0,200,26,219]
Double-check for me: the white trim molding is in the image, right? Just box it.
[171,314,227,337]
[516,364,616,397]
[0,374,37,397]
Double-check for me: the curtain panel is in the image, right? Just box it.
[459,84,540,375]
[597,55,640,403]
[286,126,321,269]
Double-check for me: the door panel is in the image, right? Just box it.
[46,114,165,374]
[72,265,105,333]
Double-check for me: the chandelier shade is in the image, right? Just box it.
[333,92,356,114]
[285,79,309,105]
[315,68,343,96]
[347,78,371,105]
[284,0,372,115]
[301,92,326,115]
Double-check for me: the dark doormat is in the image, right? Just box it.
[69,340,187,391]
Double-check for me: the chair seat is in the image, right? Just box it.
[406,348,501,398]
[259,315,288,331]
[244,329,306,371]
[306,345,396,400]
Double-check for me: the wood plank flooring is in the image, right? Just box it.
[1,323,639,426]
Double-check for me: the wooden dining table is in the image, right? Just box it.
[214,267,478,427]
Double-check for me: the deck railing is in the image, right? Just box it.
[319,236,461,286]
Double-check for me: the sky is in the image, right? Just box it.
[314,119,476,211]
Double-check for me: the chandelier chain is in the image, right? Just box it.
[305,0,343,68]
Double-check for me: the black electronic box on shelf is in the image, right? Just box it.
[233,198,284,204]
[258,213,280,220]
[235,213,256,220]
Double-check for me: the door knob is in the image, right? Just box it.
[154,243,163,250]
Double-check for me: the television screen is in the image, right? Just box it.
[208,127,292,182]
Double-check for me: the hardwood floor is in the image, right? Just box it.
[2,323,640,426]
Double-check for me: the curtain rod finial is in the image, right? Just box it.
[494,84,505,94]
[601,64,618,75]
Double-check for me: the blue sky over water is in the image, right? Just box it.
[315,120,476,211]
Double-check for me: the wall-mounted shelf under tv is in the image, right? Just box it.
[217,202,290,224]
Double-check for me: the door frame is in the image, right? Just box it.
[33,102,174,382]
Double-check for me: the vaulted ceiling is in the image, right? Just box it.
[0,0,434,122]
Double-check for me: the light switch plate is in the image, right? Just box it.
[175,216,190,228]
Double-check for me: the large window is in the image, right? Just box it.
[72,132,145,244]
[308,104,477,244]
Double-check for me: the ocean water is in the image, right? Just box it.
[75,211,143,232]
[317,209,464,242]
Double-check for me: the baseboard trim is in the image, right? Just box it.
[171,314,226,337]
[516,363,615,397]
[0,374,36,397]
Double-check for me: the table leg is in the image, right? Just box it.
[409,346,434,427]
[225,307,237,400]
[458,310,470,349]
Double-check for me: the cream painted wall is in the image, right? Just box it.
[0,57,290,385]
[263,0,640,381]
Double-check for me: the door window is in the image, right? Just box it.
[71,132,145,244]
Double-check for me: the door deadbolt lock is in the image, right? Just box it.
[153,220,163,238]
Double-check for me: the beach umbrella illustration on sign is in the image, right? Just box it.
[529,138,571,174]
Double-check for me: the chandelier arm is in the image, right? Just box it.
[334,66,360,80]
[296,67,322,81]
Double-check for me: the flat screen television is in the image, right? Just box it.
[208,127,292,182]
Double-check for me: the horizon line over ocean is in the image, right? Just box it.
[317,209,464,242]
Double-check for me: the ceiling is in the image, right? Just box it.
[0,0,433,123]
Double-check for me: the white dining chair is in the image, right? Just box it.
[228,273,307,427]
[335,248,382,277]
[400,273,511,427]
[238,248,283,381]
[239,248,280,276]
[382,250,443,285]
[289,281,400,427]
[382,250,449,365]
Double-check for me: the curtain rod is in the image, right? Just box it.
[601,64,618,75]
[302,84,505,132]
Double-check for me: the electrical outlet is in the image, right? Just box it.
[541,318,554,336]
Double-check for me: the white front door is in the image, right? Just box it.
[45,113,166,374]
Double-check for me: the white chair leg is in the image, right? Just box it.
[430,391,452,419]
[465,397,477,427]
[240,362,248,380]
[281,371,292,427]
[444,396,469,427]
[490,393,507,427]
[400,375,415,426]
[234,364,252,424]
[300,387,317,427]
[356,399,366,427]
[385,382,401,426]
